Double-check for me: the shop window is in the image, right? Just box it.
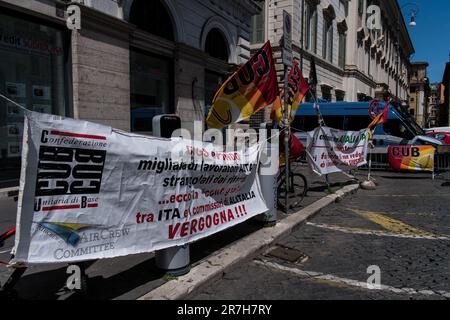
[130,49,172,133]
[205,71,226,130]
[0,13,69,188]
[205,71,226,115]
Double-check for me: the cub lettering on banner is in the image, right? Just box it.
[206,41,279,129]
[306,127,370,176]
[12,111,268,264]
[388,146,435,172]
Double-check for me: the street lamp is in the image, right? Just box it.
[401,3,420,27]
[409,12,417,27]
[395,2,420,101]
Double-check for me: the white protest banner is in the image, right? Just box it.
[306,127,370,175]
[12,112,267,264]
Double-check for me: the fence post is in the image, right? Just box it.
[153,115,190,276]
[256,123,278,227]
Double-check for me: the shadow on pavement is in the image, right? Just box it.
[67,258,164,300]
[9,258,165,300]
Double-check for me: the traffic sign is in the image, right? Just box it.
[283,10,292,67]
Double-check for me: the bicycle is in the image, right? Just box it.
[277,156,308,212]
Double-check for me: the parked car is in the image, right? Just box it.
[427,132,450,145]
[292,102,444,149]
[425,127,450,134]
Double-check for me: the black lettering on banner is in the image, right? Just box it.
[41,130,49,144]
[222,48,271,96]
[35,146,106,197]
[392,146,421,158]
[255,49,270,76]
[237,63,254,86]
[81,196,87,208]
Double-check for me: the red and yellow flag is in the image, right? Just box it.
[206,41,279,129]
[271,59,309,124]
[368,98,390,130]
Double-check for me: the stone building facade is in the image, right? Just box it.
[428,83,441,128]
[0,0,260,188]
[250,0,414,106]
[408,62,430,128]
[439,62,450,127]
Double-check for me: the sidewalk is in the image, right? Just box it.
[0,166,359,300]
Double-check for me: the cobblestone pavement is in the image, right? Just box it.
[189,171,450,300]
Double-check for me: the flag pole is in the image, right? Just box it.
[284,67,290,213]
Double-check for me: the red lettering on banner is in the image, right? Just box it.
[180,222,189,238]
[168,224,180,240]
[167,207,245,240]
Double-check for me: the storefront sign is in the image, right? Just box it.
[0,31,63,56]
[306,127,370,175]
[12,112,267,264]
[388,146,435,172]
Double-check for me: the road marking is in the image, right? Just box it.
[351,209,436,238]
[254,259,450,299]
[306,222,450,241]
[364,195,449,197]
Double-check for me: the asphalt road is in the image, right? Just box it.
[189,171,450,300]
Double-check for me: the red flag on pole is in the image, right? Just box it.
[206,41,279,129]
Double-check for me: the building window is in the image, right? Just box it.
[338,31,347,69]
[129,0,175,41]
[323,18,333,62]
[130,49,172,133]
[322,87,332,102]
[0,12,69,188]
[251,1,265,44]
[336,90,346,101]
[306,3,318,53]
[205,28,229,62]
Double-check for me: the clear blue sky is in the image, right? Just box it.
[399,0,450,83]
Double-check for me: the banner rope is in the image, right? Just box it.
[0,93,29,111]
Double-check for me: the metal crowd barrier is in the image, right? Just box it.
[435,146,450,172]
[359,146,450,172]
